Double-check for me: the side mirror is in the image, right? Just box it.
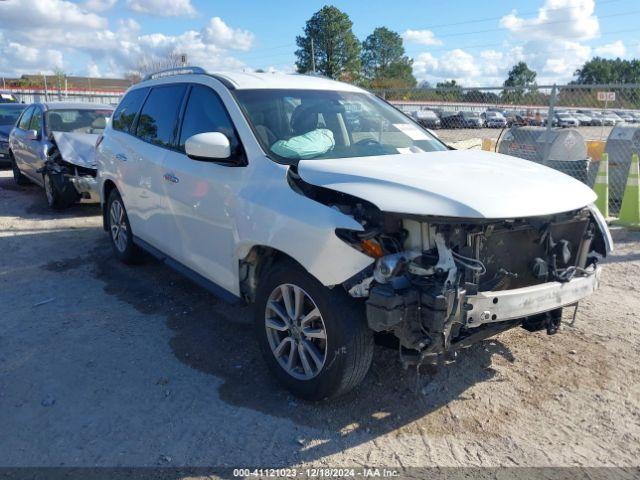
[185,132,231,161]
[26,129,38,141]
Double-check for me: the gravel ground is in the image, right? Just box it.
[0,169,639,471]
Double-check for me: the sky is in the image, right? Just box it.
[0,0,639,86]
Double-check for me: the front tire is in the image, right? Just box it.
[11,153,29,186]
[106,189,142,264]
[43,172,77,209]
[255,262,374,400]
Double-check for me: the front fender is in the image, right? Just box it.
[234,160,374,286]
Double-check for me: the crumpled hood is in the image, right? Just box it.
[297,150,597,219]
[52,132,98,169]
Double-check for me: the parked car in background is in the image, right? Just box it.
[599,111,618,126]
[412,109,441,129]
[555,112,579,128]
[9,102,114,208]
[614,110,634,123]
[0,92,19,103]
[441,110,483,128]
[573,112,593,126]
[96,67,611,400]
[629,111,640,123]
[586,112,605,126]
[0,103,27,166]
[481,111,507,128]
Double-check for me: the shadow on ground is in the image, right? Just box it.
[0,174,101,220]
[90,240,514,464]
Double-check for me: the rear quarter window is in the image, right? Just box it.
[112,88,148,133]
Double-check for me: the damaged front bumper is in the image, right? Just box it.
[465,266,601,327]
[69,174,99,202]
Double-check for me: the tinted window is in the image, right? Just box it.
[178,85,239,153]
[29,108,43,136]
[17,107,34,130]
[136,85,186,147]
[112,88,148,133]
[0,104,27,126]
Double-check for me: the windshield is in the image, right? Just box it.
[462,112,480,118]
[233,89,447,163]
[0,104,27,126]
[46,108,113,134]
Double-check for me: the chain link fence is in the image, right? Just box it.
[2,87,123,106]
[380,84,640,216]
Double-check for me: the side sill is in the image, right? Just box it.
[132,236,242,305]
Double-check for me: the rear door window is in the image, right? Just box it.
[135,84,187,148]
[112,88,148,133]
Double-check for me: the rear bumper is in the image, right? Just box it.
[465,266,601,328]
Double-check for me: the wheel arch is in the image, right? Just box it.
[238,244,312,303]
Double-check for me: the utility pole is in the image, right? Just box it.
[310,37,316,74]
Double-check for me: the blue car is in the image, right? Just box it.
[0,103,27,166]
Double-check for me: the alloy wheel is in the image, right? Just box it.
[109,199,128,253]
[265,283,327,380]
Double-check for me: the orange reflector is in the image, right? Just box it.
[361,239,384,258]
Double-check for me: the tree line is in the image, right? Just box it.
[293,5,640,92]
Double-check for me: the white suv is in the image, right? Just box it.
[97,67,612,400]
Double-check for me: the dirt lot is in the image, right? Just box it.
[1,168,639,470]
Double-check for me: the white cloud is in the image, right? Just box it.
[500,0,599,41]
[402,29,442,46]
[594,40,626,58]
[410,39,590,87]
[125,0,196,17]
[0,0,255,78]
[202,17,255,51]
[0,35,64,76]
[81,0,117,12]
[0,0,107,30]
[87,61,101,77]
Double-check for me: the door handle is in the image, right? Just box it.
[115,153,128,161]
[163,173,179,184]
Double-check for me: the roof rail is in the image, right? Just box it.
[142,66,207,81]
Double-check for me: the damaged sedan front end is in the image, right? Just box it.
[43,131,102,206]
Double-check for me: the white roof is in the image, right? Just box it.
[212,72,365,92]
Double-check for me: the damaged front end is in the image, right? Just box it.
[39,132,100,207]
[289,168,611,367]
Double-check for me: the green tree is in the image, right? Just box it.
[361,27,416,89]
[503,62,537,89]
[573,57,640,84]
[502,62,537,103]
[295,5,361,81]
[435,80,462,101]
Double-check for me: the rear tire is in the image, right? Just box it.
[254,261,374,400]
[106,189,142,264]
[11,153,29,186]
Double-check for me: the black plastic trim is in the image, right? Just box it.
[132,236,242,304]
